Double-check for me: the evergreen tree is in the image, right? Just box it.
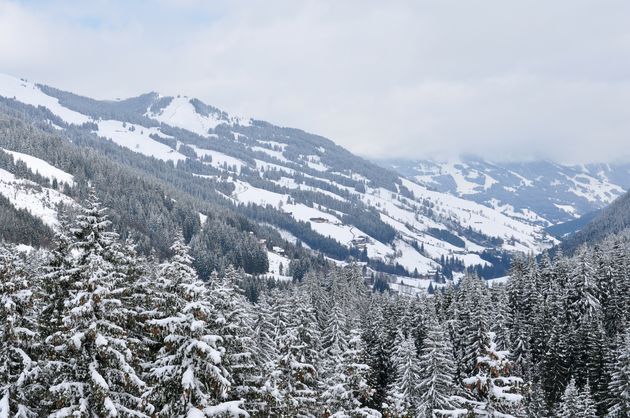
[555,378,580,418]
[0,247,38,417]
[41,191,148,417]
[321,329,379,417]
[146,236,246,417]
[607,331,630,417]
[274,290,320,416]
[462,331,523,417]
[207,266,259,410]
[385,334,422,417]
[417,317,459,417]
[556,378,596,418]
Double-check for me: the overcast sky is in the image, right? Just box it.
[1,0,629,163]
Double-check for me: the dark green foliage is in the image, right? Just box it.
[0,194,53,246]
[427,228,465,248]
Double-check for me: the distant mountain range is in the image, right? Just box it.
[1,73,622,287]
[377,158,630,227]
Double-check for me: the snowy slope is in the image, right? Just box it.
[0,74,90,125]
[0,72,561,280]
[95,120,187,162]
[2,149,75,185]
[0,168,76,228]
[147,97,223,137]
[380,157,630,226]
[146,96,250,136]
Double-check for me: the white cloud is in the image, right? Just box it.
[1,0,629,163]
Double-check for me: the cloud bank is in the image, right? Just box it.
[1,0,629,163]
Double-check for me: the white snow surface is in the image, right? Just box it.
[0,168,77,228]
[0,73,91,125]
[148,97,222,137]
[266,250,292,281]
[2,149,74,186]
[95,120,187,162]
[192,145,245,172]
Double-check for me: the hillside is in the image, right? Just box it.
[379,157,630,226]
[0,73,556,283]
[561,189,630,253]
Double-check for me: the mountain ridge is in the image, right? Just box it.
[378,157,630,227]
[0,73,557,287]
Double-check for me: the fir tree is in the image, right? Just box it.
[385,334,422,417]
[321,329,379,417]
[273,290,320,416]
[462,331,523,417]
[145,236,246,417]
[207,266,259,410]
[556,378,596,418]
[41,191,148,417]
[417,317,459,417]
[607,331,630,417]
[0,247,38,417]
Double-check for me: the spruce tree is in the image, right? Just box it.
[417,317,459,417]
[41,191,148,417]
[607,331,630,417]
[385,334,422,417]
[274,290,320,416]
[321,329,379,417]
[556,378,596,418]
[146,236,246,417]
[0,246,38,417]
[462,331,523,417]
[207,266,259,410]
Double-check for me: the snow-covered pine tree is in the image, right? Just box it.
[577,381,597,418]
[0,246,38,417]
[42,190,149,417]
[602,240,630,339]
[321,275,351,406]
[462,331,524,417]
[119,239,159,376]
[321,329,379,417]
[146,235,247,417]
[360,295,392,410]
[555,377,596,418]
[607,330,630,417]
[417,316,460,417]
[555,378,579,418]
[274,290,320,417]
[566,246,600,325]
[207,266,259,411]
[490,285,512,354]
[524,382,548,418]
[539,316,570,407]
[385,333,422,417]
[37,214,73,343]
[256,290,291,415]
[456,275,492,381]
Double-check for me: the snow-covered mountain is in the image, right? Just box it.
[378,157,630,227]
[0,73,558,284]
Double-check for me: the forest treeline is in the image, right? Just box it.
[1,195,630,416]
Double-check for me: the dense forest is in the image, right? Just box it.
[1,191,630,417]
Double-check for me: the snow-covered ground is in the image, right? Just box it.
[0,168,76,228]
[95,120,187,162]
[266,250,293,281]
[2,149,75,186]
[486,275,510,287]
[147,97,223,137]
[0,74,90,125]
[147,96,250,136]
[191,145,246,172]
